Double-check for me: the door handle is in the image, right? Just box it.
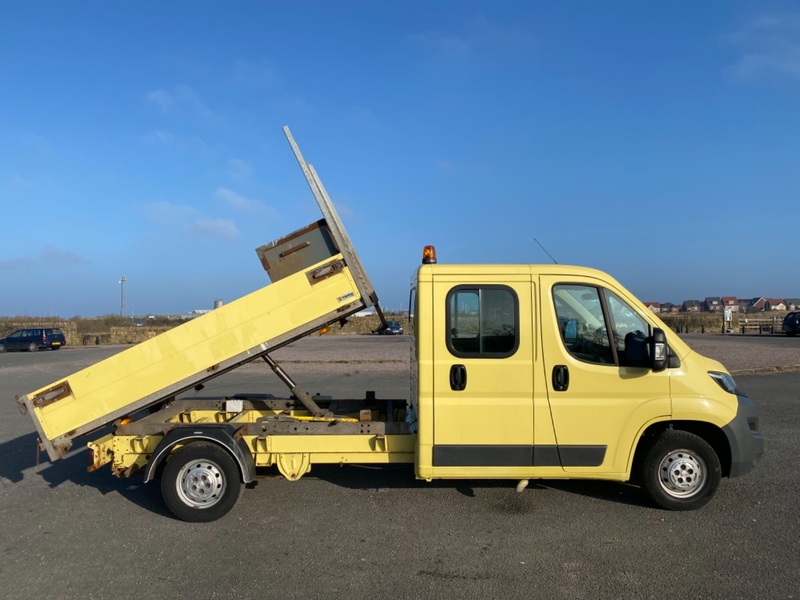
[552,365,569,392]
[450,364,467,391]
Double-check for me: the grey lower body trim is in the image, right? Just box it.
[723,393,765,478]
[432,444,606,468]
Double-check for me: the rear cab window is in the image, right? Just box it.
[446,286,519,358]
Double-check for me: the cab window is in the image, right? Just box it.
[606,290,650,366]
[447,286,518,358]
[553,285,613,364]
[553,284,650,367]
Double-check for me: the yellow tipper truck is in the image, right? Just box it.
[17,128,763,522]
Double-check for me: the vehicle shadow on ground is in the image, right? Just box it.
[0,429,120,490]
[0,431,171,517]
[299,464,650,508]
[2,433,649,516]
[0,432,42,484]
[36,451,171,517]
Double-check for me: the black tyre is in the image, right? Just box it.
[640,430,721,511]
[28,342,39,352]
[161,442,244,522]
[0,343,5,353]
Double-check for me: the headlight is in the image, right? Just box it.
[709,371,737,395]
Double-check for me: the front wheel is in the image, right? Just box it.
[640,430,721,511]
[0,343,5,353]
[161,442,244,522]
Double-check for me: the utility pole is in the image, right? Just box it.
[119,276,126,317]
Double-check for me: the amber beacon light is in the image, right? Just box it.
[422,245,437,264]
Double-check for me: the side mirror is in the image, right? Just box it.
[624,330,648,366]
[650,328,668,372]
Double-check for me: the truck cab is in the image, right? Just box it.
[412,249,763,510]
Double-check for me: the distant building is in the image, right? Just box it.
[721,296,739,313]
[704,297,722,312]
[647,295,797,314]
[681,300,702,312]
[644,302,661,313]
[785,298,800,311]
[765,298,787,311]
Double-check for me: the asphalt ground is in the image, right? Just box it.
[1,335,798,599]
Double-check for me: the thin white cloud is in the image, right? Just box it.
[0,246,88,271]
[20,133,52,152]
[142,200,242,240]
[435,158,456,172]
[231,59,282,89]
[410,17,535,63]
[188,218,239,239]
[179,85,213,119]
[9,175,33,190]
[332,199,359,223]
[215,187,279,220]
[139,130,213,155]
[726,13,800,80]
[143,201,199,228]
[412,31,473,59]
[216,187,257,210]
[146,90,175,112]
[470,14,536,52]
[0,256,32,270]
[145,85,213,119]
[141,130,177,146]
[271,94,314,115]
[227,159,253,181]
[347,106,384,133]
[163,54,211,78]
[432,158,491,174]
[41,245,89,266]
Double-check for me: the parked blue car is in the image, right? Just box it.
[782,312,800,336]
[0,328,66,352]
[379,320,404,335]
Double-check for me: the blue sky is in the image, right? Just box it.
[2,2,799,318]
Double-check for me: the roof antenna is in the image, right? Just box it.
[534,238,558,264]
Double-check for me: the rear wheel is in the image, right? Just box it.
[28,342,38,352]
[640,430,721,511]
[161,442,244,522]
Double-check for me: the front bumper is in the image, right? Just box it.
[723,392,764,478]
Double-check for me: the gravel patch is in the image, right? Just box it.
[679,334,800,375]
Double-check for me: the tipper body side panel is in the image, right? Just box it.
[19,246,368,461]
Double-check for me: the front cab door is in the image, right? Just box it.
[540,276,670,475]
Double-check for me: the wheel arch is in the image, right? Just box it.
[631,420,732,483]
[143,426,256,484]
